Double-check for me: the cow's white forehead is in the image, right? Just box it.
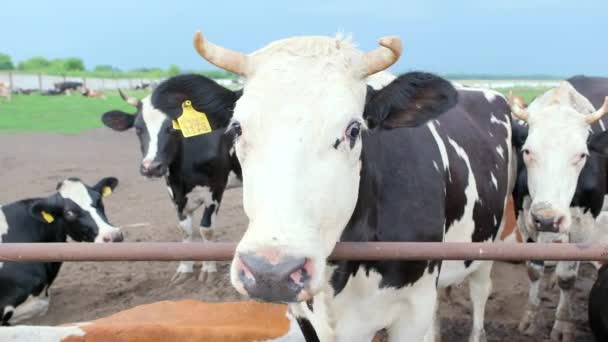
[141,97,166,130]
[58,180,93,206]
[236,35,369,137]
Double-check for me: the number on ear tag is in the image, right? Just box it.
[175,100,212,138]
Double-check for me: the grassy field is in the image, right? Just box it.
[0,90,150,134]
[0,87,547,134]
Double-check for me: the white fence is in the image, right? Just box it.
[0,72,164,92]
[452,79,561,89]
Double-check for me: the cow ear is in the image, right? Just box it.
[101,111,135,131]
[588,130,608,157]
[364,72,458,129]
[511,119,529,149]
[29,195,63,224]
[93,177,119,197]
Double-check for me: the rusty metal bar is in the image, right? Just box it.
[0,242,607,262]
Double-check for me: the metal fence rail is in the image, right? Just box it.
[1,242,607,262]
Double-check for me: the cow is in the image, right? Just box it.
[81,88,106,99]
[0,82,11,101]
[0,177,123,326]
[509,78,608,342]
[164,31,515,342]
[54,81,83,94]
[101,74,242,284]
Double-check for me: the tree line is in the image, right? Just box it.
[0,52,234,79]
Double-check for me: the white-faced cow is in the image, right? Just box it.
[166,31,515,342]
[510,77,608,342]
[0,177,122,325]
[101,75,242,284]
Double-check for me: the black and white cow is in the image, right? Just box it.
[165,31,515,342]
[0,177,122,325]
[101,74,242,284]
[510,78,608,342]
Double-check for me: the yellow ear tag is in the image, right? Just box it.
[41,211,55,223]
[102,186,112,197]
[175,100,212,138]
[172,120,181,130]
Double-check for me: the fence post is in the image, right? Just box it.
[101,78,106,91]
[8,71,13,92]
[38,73,43,92]
[83,77,87,89]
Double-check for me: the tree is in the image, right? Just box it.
[0,53,13,70]
[63,58,85,71]
[167,64,181,76]
[18,57,51,71]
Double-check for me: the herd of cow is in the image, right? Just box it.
[1,31,608,342]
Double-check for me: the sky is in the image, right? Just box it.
[1,0,607,76]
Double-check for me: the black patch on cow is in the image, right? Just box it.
[201,204,216,228]
[296,317,320,342]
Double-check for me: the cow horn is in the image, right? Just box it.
[193,31,249,76]
[585,96,608,124]
[509,91,529,122]
[118,89,140,107]
[363,36,402,77]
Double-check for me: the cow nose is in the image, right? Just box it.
[236,251,312,303]
[103,231,124,243]
[140,160,164,177]
[531,212,563,233]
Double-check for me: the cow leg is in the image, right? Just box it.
[198,203,219,282]
[171,214,196,285]
[423,295,442,342]
[518,260,544,335]
[550,261,579,342]
[388,288,437,342]
[467,261,493,342]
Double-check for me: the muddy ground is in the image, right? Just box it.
[0,129,597,341]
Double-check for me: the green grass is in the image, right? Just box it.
[0,86,551,134]
[0,90,150,134]
[495,86,551,104]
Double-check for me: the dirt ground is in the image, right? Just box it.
[0,129,597,341]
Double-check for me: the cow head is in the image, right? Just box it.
[102,90,179,177]
[510,82,608,236]
[29,177,123,243]
[191,31,457,302]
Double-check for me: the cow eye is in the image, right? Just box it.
[522,148,530,156]
[228,121,242,137]
[64,210,78,221]
[576,153,588,163]
[346,121,361,140]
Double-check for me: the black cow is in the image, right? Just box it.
[0,177,122,325]
[54,81,83,94]
[178,32,515,341]
[510,76,608,341]
[590,264,608,341]
[101,74,242,284]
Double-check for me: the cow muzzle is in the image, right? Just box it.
[96,229,124,243]
[529,202,567,233]
[140,160,167,178]
[234,249,313,303]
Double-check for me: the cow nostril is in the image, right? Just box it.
[113,232,124,242]
[103,235,111,243]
